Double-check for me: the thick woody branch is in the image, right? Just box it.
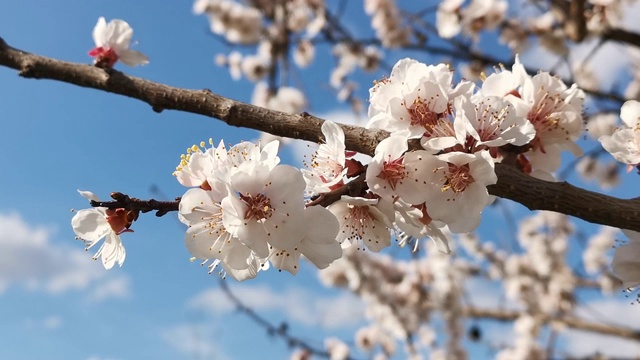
[466,307,640,342]
[1,37,639,230]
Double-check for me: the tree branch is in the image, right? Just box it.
[466,307,640,342]
[1,37,639,230]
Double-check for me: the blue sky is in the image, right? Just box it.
[1,1,640,359]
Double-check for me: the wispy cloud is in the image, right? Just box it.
[24,315,64,331]
[188,284,364,330]
[0,212,131,301]
[161,323,230,360]
[86,276,131,302]
[42,315,63,330]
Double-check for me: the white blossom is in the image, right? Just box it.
[302,121,347,195]
[454,95,535,151]
[366,135,432,204]
[584,226,617,274]
[419,151,497,233]
[173,139,227,190]
[599,100,640,168]
[196,0,263,44]
[71,190,129,270]
[364,0,410,48]
[293,39,315,68]
[179,187,257,275]
[325,337,350,360]
[328,196,394,252]
[89,17,148,68]
[436,0,463,38]
[367,58,472,150]
[222,163,307,257]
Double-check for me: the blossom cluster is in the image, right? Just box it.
[71,54,591,281]
[173,140,342,281]
[360,57,583,235]
[88,17,148,68]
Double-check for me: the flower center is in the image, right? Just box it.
[106,208,137,234]
[88,47,119,68]
[377,157,406,191]
[240,193,274,221]
[527,92,566,148]
[407,97,439,129]
[441,163,474,196]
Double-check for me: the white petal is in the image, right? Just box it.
[620,100,640,128]
[266,165,306,200]
[98,232,126,270]
[71,209,110,242]
[221,195,271,257]
[117,49,149,67]
[298,206,341,269]
[222,258,261,281]
[109,19,133,49]
[223,242,254,270]
[261,140,280,164]
[269,247,302,274]
[427,224,451,254]
[230,162,270,195]
[77,189,101,202]
[92,17,108,47]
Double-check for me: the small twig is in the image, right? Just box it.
[218,279,360,359]
[306,172,368,207]
[90,192,180,217]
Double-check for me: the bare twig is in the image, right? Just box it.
[91,192,179,217]
[218,279,359,359]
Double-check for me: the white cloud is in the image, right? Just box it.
[188,284,364,330]
[162,323,230,360]
[86,276,131,302]
[42,315,63,330]
[24,315,64,331]
[0,212,130,301]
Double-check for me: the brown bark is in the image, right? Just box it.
[467,307,640,342]
[1,37,639,230]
